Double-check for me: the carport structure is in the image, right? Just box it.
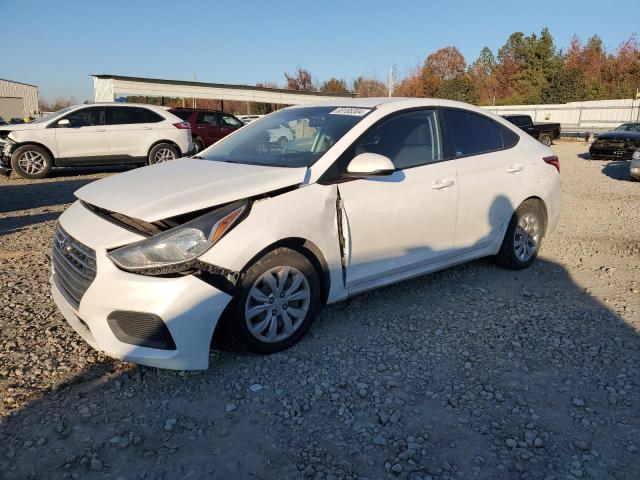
[92,74,355,108]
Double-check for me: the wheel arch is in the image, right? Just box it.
[11,142,55,164]
[239,237,331,305]
[147,139,183,159]
[521,196,548,235]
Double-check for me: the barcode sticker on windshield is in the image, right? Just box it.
[329,107,371,116]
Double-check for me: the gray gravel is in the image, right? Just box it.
[1,145,639,479]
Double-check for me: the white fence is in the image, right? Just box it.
[482,98,640,131]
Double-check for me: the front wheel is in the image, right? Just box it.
[495,200,544,270]
[231,248,320,354]
[11,145,53,179]
[148,143,179,165]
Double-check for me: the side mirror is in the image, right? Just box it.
[57,119,71,128]
[346,152,395,178]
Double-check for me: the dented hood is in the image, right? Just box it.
[75,158,307,222]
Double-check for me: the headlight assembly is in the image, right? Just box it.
[108,201,247,275]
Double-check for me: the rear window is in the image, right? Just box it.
[172,110,193,121]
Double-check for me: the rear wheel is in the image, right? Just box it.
[539,134,552,147]
[231,248,320,354]
[495,200,544,270]
[193,138,204,154]
[148,143,179,165]
[11,145,52,179]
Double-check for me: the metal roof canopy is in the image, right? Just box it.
[93,74,355,105]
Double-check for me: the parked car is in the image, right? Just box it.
[51,98,561,370]
[169,108,243,153]
[502,115,561,147]
[630,150,640,180]
[267,121,296,146]
[589,123,640,160]
[9,117,26,124]
[0,116,7,126]
[0,103,193,179]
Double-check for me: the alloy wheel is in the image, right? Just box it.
[514,212,540,262]
[244,266,311,343]
[154,148,176,163]
[17,151,46,175]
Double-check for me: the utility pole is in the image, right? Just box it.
[388,67,394,97]
[193,73,197,108]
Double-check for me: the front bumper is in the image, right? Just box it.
[589,145,635,160]
[0,138,13,175]
[51,202,233,370]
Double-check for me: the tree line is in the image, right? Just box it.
[283,28,640,106]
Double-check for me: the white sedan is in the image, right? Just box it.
[51,98,561,370]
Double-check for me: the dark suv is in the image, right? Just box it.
[169,108,243,153]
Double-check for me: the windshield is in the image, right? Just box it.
[615,123,640,132]
[31,106,75,124]
[200,106,371,168]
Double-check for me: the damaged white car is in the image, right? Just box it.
[52,98,561,370]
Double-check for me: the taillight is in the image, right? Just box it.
[543,155,560,173]
[173,122,191,129]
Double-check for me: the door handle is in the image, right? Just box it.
[430,179,454,190]
[506,165,524,173]
[141,126,152,130]
[94,129,106,132]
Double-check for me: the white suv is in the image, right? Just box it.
[0,103,193,179]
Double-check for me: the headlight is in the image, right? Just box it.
[108,201,247,274]
[633,150,640,161]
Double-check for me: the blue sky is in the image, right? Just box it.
[4,0,638,102]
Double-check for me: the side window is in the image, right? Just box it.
[220,114,242,127]
[141,108,164,123]
[62,107,104,127]
[352,110,442,170]
[106,107,148,125]
[197,112,219,126]
[442,109,504,158]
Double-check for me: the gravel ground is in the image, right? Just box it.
[0,143,638,480]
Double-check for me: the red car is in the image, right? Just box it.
[169,108,244,153]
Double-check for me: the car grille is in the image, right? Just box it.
[52,225,97,309]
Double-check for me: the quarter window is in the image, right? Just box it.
[442,109,505,157]
[352,110,442,170]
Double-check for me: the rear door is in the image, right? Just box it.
[54,107,108,161]
[441,108,525,252]
[194,111,223,146]
[104,106,154,160]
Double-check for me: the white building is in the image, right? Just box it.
[0,78,39,120]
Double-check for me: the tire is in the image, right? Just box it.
[148,143,179,165]
[193,139,204,154]
[539,134,552,147]
[11,145,53,179]
[231,247,321,354]
[495,200,544,270]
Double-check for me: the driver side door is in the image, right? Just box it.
[335,109,459,288]
[54,107,108,162]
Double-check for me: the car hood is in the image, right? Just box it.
[0,123,44,132]
[75,158,308,222]
[596,131,640,141]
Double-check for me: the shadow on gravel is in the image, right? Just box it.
[0,212,61,236]
[0,179,93,213]
[1,257,639,479]
[602,161,632,181]
[0,166,135,214]
[577,152,591,160]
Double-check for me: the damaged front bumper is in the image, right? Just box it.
[0,137,14,176]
